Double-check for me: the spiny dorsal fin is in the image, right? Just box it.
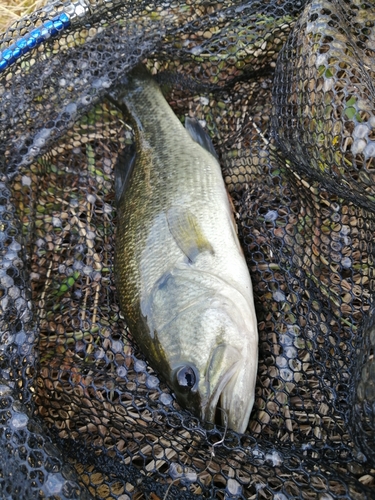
[114,143,136,205]
[185,117,219,160]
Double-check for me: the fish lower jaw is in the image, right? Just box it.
[214,371,256,434]
[202,361,241,430]
[201,390,250,434]
[224,395,254,435]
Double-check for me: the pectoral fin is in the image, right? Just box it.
[185,117,219,160]
[167,208,214,263]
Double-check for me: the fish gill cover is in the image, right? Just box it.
[0,0,375,498]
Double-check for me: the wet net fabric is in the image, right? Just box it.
[1,0,375,498]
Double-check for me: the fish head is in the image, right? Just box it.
[142,270,258,434]
[168,305,257,434]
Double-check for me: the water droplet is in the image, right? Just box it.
[226,478,242,497]
[273,290,285,302]
[264,210,278,221]
[341,257,351,269]
[10,412,28,430]
[353,124,369,139]
[0,384,11,396]
[134,359,147,372]
[15,331,27,345]
[116,366,127,377]
[111,340,123,353]
[160,393,173,406]
[21,175,31,186]
[280,368,293,381]
[265,451,283,466]
[45,473,64,495]
[146,375,160,389]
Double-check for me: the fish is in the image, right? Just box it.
[109,64,258,434]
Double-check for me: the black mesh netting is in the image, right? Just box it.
[1,0,375,498]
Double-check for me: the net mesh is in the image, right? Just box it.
[1,0,375,498]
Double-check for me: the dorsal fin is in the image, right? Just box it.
[114,143,136,205]
[185,117,219,160]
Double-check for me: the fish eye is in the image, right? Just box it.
[175,365,197,390]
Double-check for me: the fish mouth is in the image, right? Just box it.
[203,344,242,428]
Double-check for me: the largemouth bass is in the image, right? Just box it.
[110,65,258,434]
